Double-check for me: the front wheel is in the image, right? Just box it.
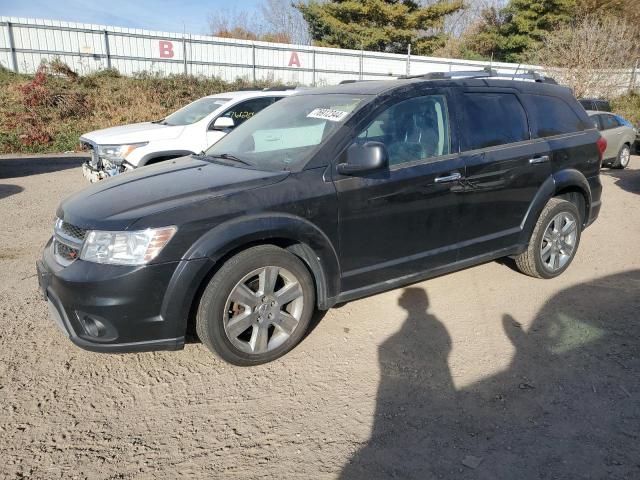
[515,198,581,279]
[196,245,315,366]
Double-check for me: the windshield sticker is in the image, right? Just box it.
[307,108,349,122]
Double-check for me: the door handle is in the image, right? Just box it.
[529,155,550,164]
[434,172,462,183]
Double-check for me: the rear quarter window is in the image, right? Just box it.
[460,93,529,151]
[522,94,586,138]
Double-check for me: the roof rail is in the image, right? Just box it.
[262,86,298,91]
[339,79,373,84]
[399,67,556,84]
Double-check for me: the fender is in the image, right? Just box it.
[518,169,591,247]
[185,213,341,308]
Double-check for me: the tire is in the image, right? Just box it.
[611,144,631,169]
[515,198,581,279]
[196,245,315,366]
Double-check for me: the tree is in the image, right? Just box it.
[464,0,576,62]
[528,15,640,98]
[207,5,296,44]
[295,0,465,55]
[260,0,311,45]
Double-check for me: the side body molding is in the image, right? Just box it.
[184,214,341,308]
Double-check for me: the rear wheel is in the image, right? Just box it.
[196,245,315,365]
[515,198,581,279]
[611,144,631,169]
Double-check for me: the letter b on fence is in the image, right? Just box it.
[159,40,174,58]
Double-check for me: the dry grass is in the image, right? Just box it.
[0,61,280,154]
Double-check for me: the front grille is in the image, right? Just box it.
[55,241,80,263]
[60,221,87,241]
[53,218,85,266]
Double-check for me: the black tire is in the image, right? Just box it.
[611,144,631,169]
[514,198,582,279]
[196,245,315,366]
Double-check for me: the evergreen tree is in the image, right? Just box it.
[295,0,464,55]
[465,0,577,62]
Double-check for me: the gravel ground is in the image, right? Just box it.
[1,156,639,479]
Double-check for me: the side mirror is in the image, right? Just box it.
[211,116,235,130]
[337,141,389,175]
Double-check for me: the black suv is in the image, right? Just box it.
[37,71,604,365]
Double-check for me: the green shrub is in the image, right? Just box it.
[611,92,640,126]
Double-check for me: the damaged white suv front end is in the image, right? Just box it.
[81,139,147,182]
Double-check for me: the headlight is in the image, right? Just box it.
[80,226,176,265]
[97,143,148,163]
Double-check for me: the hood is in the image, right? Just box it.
[58,157,288,230]
[81,122,186,145]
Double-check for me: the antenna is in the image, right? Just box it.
[512,63,521,80]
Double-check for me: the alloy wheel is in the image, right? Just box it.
[620,146,631,168]
[223,266,304,354]
[540,211,578,272]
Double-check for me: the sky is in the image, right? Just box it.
[0,0,262,34]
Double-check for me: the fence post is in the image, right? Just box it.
[182,36,188,75]
[359,48,363,80]
[406,43,411,76]
[252,43,256,83]
[6,22,18,73]
[630,59,639,93]
[312,48,316,86]
[103,30,111,69]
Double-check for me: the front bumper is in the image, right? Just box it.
[82,160,125,183]
[36,238,190,353]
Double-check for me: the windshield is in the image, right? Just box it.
[163,97,230,126]
[205,94,367,171]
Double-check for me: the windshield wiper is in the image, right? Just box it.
[209,153,253,167]
[151,118,167,125]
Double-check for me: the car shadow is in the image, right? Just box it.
[601,167,640,194]
[0,155,88,179]
[340,271,640,479]
[0,184,24,200]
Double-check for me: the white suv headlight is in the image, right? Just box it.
[98,143,148,163]
[80,226,176,265]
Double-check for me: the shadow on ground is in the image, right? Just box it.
[0,155,88,179]
[601,167,640,194]
[0,184,24,200]
[341,271,640,479]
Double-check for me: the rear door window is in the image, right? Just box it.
[600,114,620,130]
[521,94,585,138]
[460,93,528,151]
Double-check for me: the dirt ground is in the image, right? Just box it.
[1,155,639,479]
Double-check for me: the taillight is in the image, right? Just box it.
[596,136,607,161]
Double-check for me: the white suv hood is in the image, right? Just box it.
[81,122,186,145]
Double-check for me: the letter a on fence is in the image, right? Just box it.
[159,41,175,58]
[288,51,301,67]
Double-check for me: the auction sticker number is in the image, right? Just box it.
[307,108,349,122]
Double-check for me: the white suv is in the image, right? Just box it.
[80,88,298,181]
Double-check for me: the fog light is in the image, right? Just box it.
[79,315,106,338]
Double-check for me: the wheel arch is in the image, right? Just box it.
[164,214,341,338]
[519,169,592,247]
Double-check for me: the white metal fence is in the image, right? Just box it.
[1,16,638,93]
